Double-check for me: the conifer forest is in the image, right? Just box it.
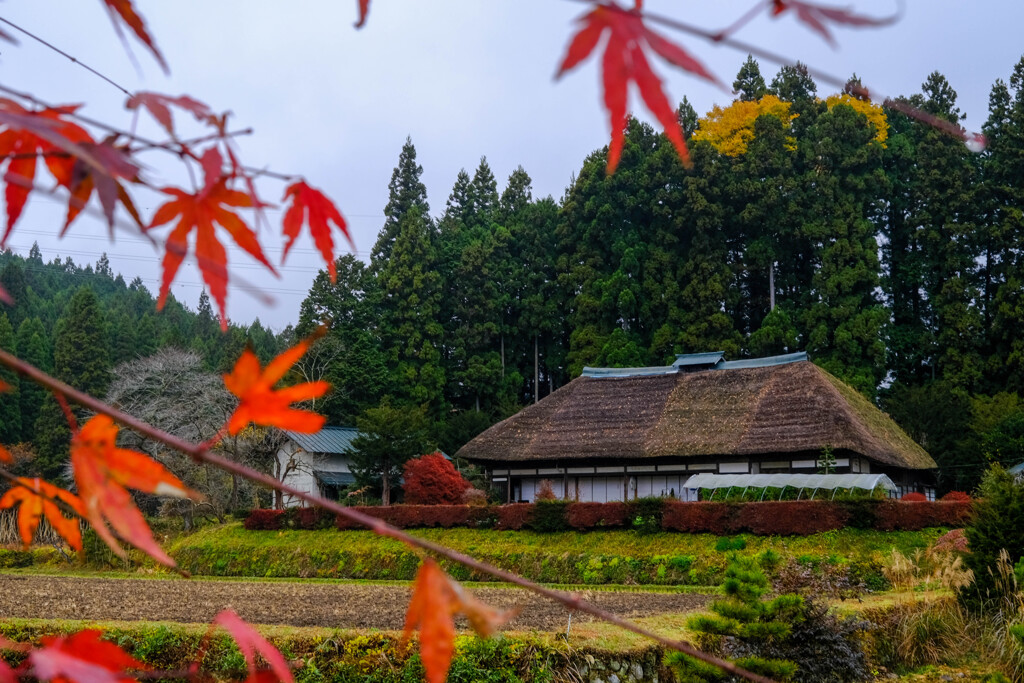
[5,56,1024,494]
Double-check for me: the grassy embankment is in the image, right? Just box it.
[2,523,948,587]
[0,617,670,683]
[165,524,945,586]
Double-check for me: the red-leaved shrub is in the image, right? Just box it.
[932,528,969,553]
[462,488,488,506]
[901,492,928,501]
[257,499,974,534]
[734,501,849,535]
[941,491,971,502]
[873,500,972,530]
[661,501,740,534]
[244,509,284,530]
[495,503,533,530]
[333,504,491,529]
[402,452,471,505]
[566,502,627,529]
[535,479,557,501]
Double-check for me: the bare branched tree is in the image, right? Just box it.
[294,335,344,412]
[107,348,257,528]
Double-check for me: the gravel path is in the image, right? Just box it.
[0,575,710,630]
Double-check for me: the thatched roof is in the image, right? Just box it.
[457,360,935,470]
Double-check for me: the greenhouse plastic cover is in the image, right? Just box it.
[684,472,897,493]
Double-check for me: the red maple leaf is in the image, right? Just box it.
[0,381,9,462]
[0,478,85,551]
[213,611,293,683]
[403,560,457,683]
[58,138,143,235]
[402,560,517,683]
[0,100,95,244]
[282,181,353,282]
[0,637,20,683]
[126,92,217,140]
[71,415,199,568]
[770,0,898,47]
[30,630,145,683]
[223,334,329,436]
[100,0,168,73]
[557,2,722,172]
[149,148,277,330]
[355,0,371,27]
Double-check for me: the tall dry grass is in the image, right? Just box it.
[0,508,70,547]
[871,546,1024,680]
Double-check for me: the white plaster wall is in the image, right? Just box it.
[276,440,354,507]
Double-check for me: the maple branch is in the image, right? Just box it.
[0,173,278,309]
[0,348,772,683]
[0,16,133,96]
[0,84,298,182]
[129,128,255,155]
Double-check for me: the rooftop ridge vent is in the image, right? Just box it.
[581,366,679,378]
[672,351,725,368]
[716,351,808,370]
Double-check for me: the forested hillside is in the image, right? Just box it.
[297,57,1024,492]
[0,247,284,478]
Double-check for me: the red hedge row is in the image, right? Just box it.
[566,502,628,529]
[334,505,493,530]
[245,499,972,535]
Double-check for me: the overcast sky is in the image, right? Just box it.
[2,1,1022,331]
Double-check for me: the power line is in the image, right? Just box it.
[0,16,133,96]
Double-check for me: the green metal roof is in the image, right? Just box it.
[584,351,809,378]
[284,426,359,455]
[314,470,356,487]
[582,365,678,378]
[717,351,808,370]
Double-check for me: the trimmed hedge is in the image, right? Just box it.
[245,499,971,535]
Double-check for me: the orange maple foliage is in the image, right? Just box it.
[71,415,199,568]
[0,478,85,551]
[282,180,353,282]
[101,0,168,72]
[403,560,517,683]
[557,1,721,172]
[30,629,146,683]
[149,147,276,330]
[212,610,294,683]
[403,561,457,683]
[223,334,329,436]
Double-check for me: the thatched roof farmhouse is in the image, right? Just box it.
[457,352,936,503]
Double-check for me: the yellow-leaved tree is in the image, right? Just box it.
[692,94,797,156]
[825,93,889,145]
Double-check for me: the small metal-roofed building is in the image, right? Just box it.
[277,426,360,506]
[456,352,937,503]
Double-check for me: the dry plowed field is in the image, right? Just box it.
[0,575,710,630]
